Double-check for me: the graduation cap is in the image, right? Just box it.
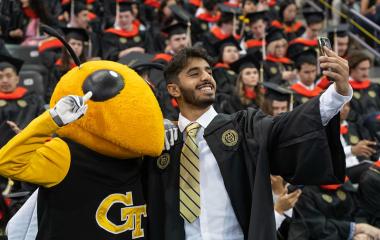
[118,52,154,67]
[325,24,349,38]
[119,1,135,12]
[0,54,24,74]
[214,36,242,53]
[62,27,89,42]
[230,52,261,73]
[218,3,242,24]
[63,0,87,15]
[265,27,286,45]
[246,10,268,24]
[293,48,318,69]
[287,44,316,60]
[263,82,293,110]
[162,22,188,38]
[303,8,325,25]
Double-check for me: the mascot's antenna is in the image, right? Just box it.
[40,24,82,68]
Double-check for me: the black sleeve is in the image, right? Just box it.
[268,96,346,185]
[288,189,351,240]
[101,33,120,61]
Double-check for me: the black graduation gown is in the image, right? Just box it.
[214,93,259,114]
[350,81,380,117]
[143,96,345,240]
[263,57,293,86]
[101,27,146,61]
[0,89,45,129]
[287,183,357,240]
[213,63,237,95]
[271,20,305,42]
[356,165,380,228]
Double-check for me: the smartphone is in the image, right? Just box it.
[318,36,332,56]
[318,36,334,81]
[287,184,304,194]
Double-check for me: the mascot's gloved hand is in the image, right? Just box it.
[164,119,178,150]
[49,91,92,127]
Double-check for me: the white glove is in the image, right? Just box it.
[49,92,92,127]
[164,119,178,151]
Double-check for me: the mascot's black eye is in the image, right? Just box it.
[82,70,125,101]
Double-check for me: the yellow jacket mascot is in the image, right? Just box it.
[0,25,164,240]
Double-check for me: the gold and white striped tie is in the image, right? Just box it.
[180,122,201,223]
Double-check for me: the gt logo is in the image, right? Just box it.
[95,192,147,238]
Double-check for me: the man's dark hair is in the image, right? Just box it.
[164,47,214,84]
[348,50,373,70]
[295,55,317,70]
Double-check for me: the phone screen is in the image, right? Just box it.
[318,37,332,56]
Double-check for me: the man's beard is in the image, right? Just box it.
[180,86,215,109]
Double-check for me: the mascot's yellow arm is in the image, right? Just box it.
[0,111,70,188]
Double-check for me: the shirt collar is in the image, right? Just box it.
[178,106,218,132]
[298,81,315,90]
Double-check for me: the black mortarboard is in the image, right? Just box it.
[119,1,134,12]
[162,22,188,38]
[246,10,268,24]
[230,52,261,73]
[0,54,24,74]
[169,5,192,23]
[293,48,318,68]
[62,27,89,42]
[118,52,154,67]
[63,0,87,15]
[325,24,350,38]
[303,8,325,25]
[263,81,292,101]
[218,3,241,24]
[265,27,286,45]
[214,36,242,53]
[287,44,316,60]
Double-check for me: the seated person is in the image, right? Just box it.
[102,1,147,61]
[290,48,322,107]
[263,28,296,86]
[261,81,293,117]
[271,0,305,41]
[288,178,380,239]
[212,36,240,95]
[215,53,263,113]
[356,161,380,228]
[0,55,45,130]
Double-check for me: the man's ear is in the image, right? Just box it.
[167,83,181,98]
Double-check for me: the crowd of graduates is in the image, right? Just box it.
[1,0,380,239]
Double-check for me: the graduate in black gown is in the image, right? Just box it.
[356,161,380,228]
[263,28,295,86]
[271,0,305,41]
[102,1,147,61]
[0,55,45,130]
[212,36,240,95]
[244,11,268,54]
[215,53,264,114]
[201,4,241,57]
[143,46,354,240]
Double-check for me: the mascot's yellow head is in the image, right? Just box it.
[45,25,164,159]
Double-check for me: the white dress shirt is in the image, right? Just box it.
[178,83,352,240]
